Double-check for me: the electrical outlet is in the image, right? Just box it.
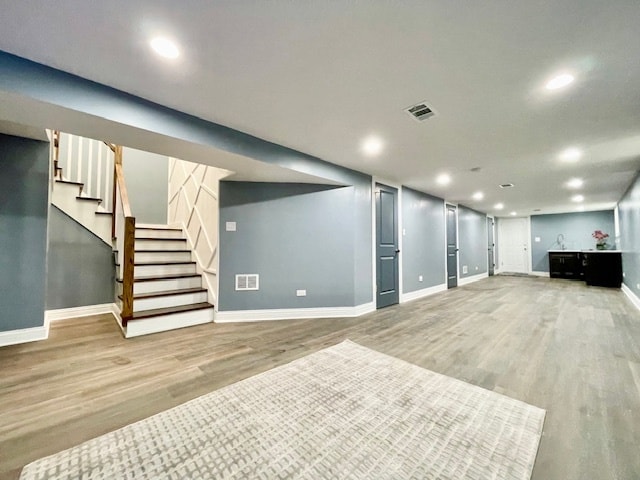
[475,266,479,270]
[636,283,640,290]
[462,265,468,274]
[535,237,541,242]
[418,275,423,282]
[402,228,406,236]
[225,221,236,232]
[296,289,307,297]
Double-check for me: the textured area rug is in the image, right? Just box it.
[21,340,545,480]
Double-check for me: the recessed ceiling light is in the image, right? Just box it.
[510,211,517,216]
[559,147,582,162]
[472,191,484,201]
[436,173,451,186]
[150,36,180,59]
[576,206,585,211]
[566,178,583,189]
[572,194,584,202]
[361,136,383,156]
[494,203,504,210]
[545,73,575,90]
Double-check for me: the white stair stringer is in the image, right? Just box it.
[116,225,215,337]
[52,181,112,245]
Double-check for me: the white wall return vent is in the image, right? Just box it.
[404,101,436,122]
[235,274,259,291]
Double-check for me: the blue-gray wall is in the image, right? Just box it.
[219,179,371,311]
[458,206,488,278]
[0,133,49,332]
[401,188,446,292]
[46,206,115,310]
[618,173,640,297]
[530,210,615,272]
[122,147,168,224]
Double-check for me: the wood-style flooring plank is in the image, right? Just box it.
[1,276,640,479]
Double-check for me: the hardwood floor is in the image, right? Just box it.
[1,276,639,479]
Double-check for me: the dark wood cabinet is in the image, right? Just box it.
[549,252,583,280]
[582,252,622,288]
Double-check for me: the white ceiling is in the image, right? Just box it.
[1,1,639,216]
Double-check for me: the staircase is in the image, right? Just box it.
[115,224,214,337]
[50,131,215,337]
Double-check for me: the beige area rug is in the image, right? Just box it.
[21,340,545,480]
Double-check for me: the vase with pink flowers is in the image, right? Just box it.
[592,230,609,250]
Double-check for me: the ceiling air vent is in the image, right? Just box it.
[235,274,259,291]
[405,101,436,122]
[499,183,514,188]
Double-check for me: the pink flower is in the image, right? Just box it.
[592,230,609,242]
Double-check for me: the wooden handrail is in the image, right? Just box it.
[53,130,60,162]
[113,152,136,322]
[111,145,123,239]
[115,164,133,218]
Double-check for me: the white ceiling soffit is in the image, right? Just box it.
[0,91,343,186]
[0,120,48,141]
[0,2,639,214]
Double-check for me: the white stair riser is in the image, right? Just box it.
[135,251,192,263]
[52,183,111,245]
[133,277,202,295]
[135,239,188,251]
[136,229,184,239]
[133,291,208,312]
[125,308,214,337]
[134,263,196,277]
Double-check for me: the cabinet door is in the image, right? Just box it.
[562,254,581,278]
[549,254,563,278]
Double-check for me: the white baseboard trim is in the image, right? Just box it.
[215,302,376,323]
[0,324,48,348]
[458,272,489,286]
[621,283,640,312]
[530,271,551,277]
[400,283,447,303]
[45,303,118,322]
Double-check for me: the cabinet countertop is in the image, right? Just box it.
[548,250,621,253]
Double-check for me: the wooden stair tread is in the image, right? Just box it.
[117,273,201,283]
[118,287,207,301]
[135,237,186,241]
[116,261,196,266]
[128,302,213,321]
[55,179,83,186]
[136,227,183,231]
[134,249,191,253]
[76,196,102,202]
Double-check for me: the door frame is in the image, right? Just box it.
[496,215,532,274]
[371,178,403,305]
[487,215,495,276]
[445,202,459,288]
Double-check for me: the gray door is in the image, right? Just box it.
[488,217,495,276]
[446,204,458,288]
[376,184,399,308]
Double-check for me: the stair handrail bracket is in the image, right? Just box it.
[113,147,136,323]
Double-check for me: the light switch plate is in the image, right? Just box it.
[535,236,541,242]
[418,275,423,282]
[296,289,307,297]
[225,221,236,232]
